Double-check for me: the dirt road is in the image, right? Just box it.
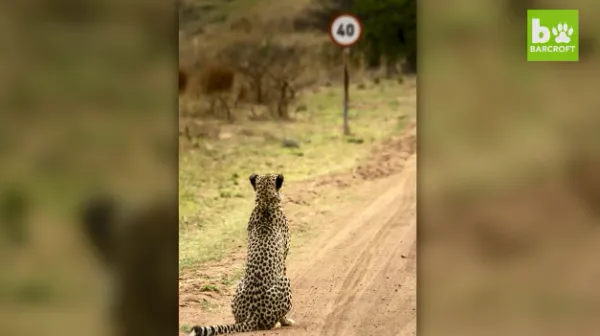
[181,152,416,336]
[283,154,417,336]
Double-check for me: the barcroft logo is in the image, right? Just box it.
[527,10,578,62]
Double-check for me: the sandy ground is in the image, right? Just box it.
[284,154,417,336]
[179,147,417,336]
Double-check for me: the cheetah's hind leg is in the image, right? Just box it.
[275,276,295,327]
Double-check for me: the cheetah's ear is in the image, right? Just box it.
[249,173,258,191]
[178,68,188,94]
[275,174,284,190]
[79,195,117,267]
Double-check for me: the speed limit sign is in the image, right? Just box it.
[329,14,363,47]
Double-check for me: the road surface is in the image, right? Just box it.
[182,153,417,336]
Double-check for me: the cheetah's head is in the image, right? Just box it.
[249,173,284,205]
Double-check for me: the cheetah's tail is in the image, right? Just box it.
[187,321,255,336]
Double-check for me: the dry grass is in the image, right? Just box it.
[178,0,337,78]
[179,0,314,31]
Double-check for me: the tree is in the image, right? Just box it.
[301,0,417,73]
[353,0,416,73]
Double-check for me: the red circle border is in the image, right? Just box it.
[328,13,364,48]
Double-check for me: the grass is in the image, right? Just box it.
[221,267,245,286]
[180,323,192,333]
[178,78,414,272]
[180,0,313,27]
[200,284,220,293]
[200,298,218,311]
[0,277,55,304]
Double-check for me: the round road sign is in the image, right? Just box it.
[329,14,363,47]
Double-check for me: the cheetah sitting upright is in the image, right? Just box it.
[189,173,295,336]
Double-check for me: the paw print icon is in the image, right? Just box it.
[552,23,574,43]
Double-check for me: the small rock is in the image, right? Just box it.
[282,138,300,148]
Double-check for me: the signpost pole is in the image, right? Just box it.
[343,47,350,135]
[329,14,362,136]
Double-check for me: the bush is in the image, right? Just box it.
[218,38,303,119]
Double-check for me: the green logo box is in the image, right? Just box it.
[527,9,579,62]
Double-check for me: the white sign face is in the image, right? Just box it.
[329,14,363,47]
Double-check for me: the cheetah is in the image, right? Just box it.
[79,195,178,336]
[189,173,295,336]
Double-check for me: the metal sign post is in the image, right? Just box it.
[329,14,363,136]
[342,47,350,135]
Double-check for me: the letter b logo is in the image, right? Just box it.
[531,18,550,43]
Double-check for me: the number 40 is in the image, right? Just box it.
[336,23,355,37]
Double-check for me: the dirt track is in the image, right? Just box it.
[181,153,417,336]
[283,154,417,336]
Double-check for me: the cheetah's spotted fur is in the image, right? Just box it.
[189,173,295,336]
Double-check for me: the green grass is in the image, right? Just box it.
[221,267,244,286]
[0,277,55,304]
[180,323,192,333]
[200,284,220,293]
[200,298,218,311]
[178,79,415,272]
